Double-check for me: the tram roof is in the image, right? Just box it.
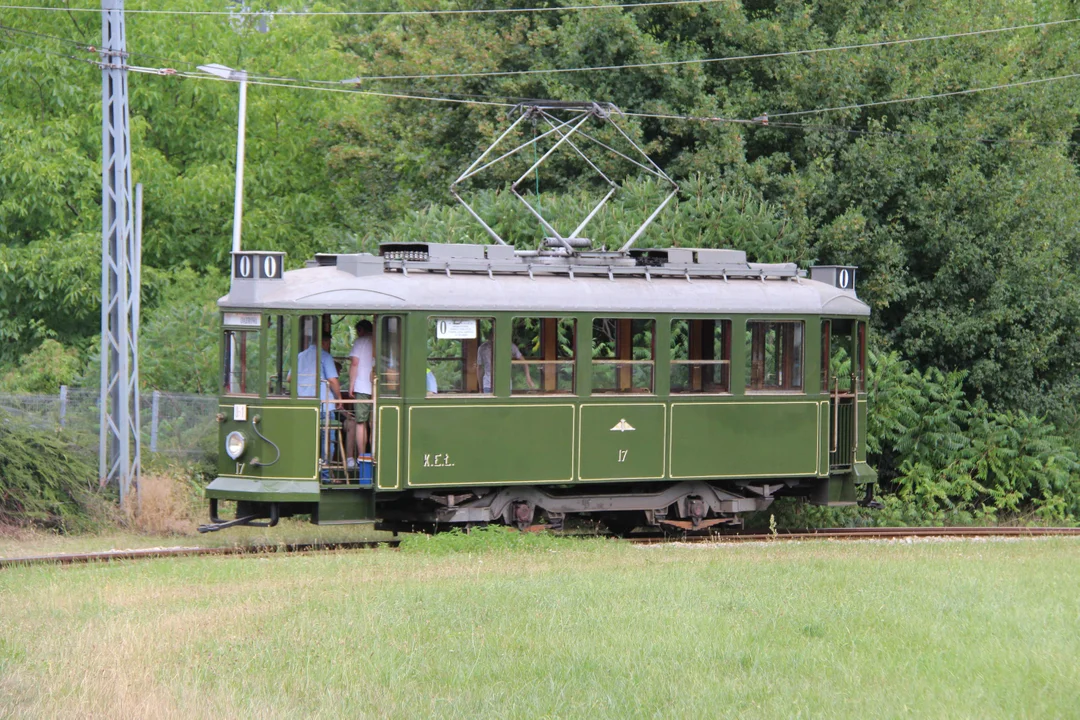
[220,251,870,317]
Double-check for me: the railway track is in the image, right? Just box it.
[2,526,1078,568]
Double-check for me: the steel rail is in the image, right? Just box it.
[3,527,1078,568]
[0,539,401,569]
[628,526,1080,544]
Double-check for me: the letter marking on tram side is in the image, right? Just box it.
[236,462,245,474]
[423,453,456,468]
[618,449,629,463]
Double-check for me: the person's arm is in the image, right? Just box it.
[512,344,536,389]
[328,377,342,409]
[348,351,360,399]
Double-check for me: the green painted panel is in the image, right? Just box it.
[578,404,666,481]
[206,476,319,502]
[218,404,319,480]
[407,404,574,486]
[316,488,376,523]
[376,405,402,490]
[670,402,819,478]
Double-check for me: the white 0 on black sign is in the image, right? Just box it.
[235,255,253,279]
[839,268,851,289]
[436,319,477,339]
[262,255,278,279]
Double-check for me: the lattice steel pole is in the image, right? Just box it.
[99,0,140,503]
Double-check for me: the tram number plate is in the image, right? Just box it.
[436,319,477,339]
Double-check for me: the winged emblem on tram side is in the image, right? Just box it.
[610,419,635,432]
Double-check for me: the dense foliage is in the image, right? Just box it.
[3,0,1080,522]
[0,414,105,530]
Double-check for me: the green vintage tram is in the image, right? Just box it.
[203,242,875,533]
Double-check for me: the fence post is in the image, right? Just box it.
[150,390,160,453]
[59,385,68,427]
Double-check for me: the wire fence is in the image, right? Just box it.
[0,387,217,462]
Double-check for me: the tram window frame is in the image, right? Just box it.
[222,325,261,397]
[670,318,732,394]
[266,315,291,398]
[510,317,576,395]
[857,321,867,393]
[295,314,339,401]
[745,320,804,393]
[426,316,496,395]
[591,318,655,395]
[379,315,403,398]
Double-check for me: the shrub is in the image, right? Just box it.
[0,412,105,531]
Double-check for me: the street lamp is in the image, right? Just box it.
[198,63,248,255]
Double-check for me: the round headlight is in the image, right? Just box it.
[225,431,246,460]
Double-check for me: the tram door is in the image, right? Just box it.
[823,319,865,470]
[373,315,404,490]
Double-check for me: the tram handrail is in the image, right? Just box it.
[319,383,379,483]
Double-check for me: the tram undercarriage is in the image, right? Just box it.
[372,480,801,534]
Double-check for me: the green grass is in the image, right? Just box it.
[1,538,1078,718]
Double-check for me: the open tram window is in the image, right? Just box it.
[379,316,402,398]
[427,317,495,395]
[670,319,731,394]
[267,315,291,397]
[510,317,575,395]
[746,320,803,392]
[591,318,654,394]
[857,321,867,393]
[823,319,858,394]
[222,314,261,396]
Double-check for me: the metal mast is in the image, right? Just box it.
[99,0,140,504]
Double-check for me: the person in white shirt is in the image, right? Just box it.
[346,319,375,467]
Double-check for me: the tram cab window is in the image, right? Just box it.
[822,319,866,394]
[222,315,261,396]
[746,320,803,392]
[427,317,495,394]
[592,318,654,394]
[670,319,731,394]
[267,315,291,397]
[295,314,339,399]
[379,316,402,398]
[511,318,576,395]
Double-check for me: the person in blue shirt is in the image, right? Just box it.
[297,334,342,405]
[295,333,342,476]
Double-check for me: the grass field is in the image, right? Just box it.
[2,537,1078,719]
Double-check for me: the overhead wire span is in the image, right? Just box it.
[338,17,1080,82]
[764,72,1080,118]
[1,0,730,17]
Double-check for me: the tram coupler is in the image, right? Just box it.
[199,500,280,533]
[858,484,883,509]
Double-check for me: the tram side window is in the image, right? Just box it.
[427,317,494,394]
[670,319,731,394]
[592,318,654,394]
[267,315,291,397]
[511,318,576,395]
[222,328,260,396]
[746,320,803,392]
[379,316,402,398]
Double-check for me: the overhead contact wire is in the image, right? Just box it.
[1,0,730,17]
